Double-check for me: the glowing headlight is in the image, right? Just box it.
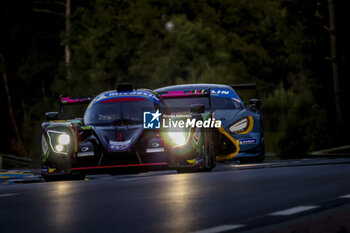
[58,134,70,145]
[168,132,187,146]
[229,117,250,133]
[55,144,64,152]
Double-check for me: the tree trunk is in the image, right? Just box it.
[328,0,343,127]
[65,0,72,80]
[0,53,26,156]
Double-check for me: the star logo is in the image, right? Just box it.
[143,110,162,129]
[150,109,162,122]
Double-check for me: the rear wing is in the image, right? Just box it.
[230,83,260,105]
[60,96,94,113]
[60,96,94,105]
[230,83,256,90]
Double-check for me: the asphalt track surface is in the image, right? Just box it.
[1,158,350,233]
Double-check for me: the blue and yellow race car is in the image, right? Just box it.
[155,83,264,162]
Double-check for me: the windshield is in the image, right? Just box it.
[164,96,242,113]
[84,99,157,125]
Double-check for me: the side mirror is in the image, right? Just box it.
[190,104,205,113]
[249,99,262,108]
[45,112,59,121]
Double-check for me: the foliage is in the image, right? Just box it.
[263,87,328,156]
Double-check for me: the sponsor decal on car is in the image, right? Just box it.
[239,138,257,145]
[146,148,165,153]
[42,168,56,173]
[211,89,230,95]
[92,90,161,106]
[41,167,49,173]
[108,140,132,152]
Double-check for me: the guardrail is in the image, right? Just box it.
[310,145,350,157]
[0,153,32,169]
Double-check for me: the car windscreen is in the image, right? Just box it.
[84,98,157,125]
[164,96,242,113]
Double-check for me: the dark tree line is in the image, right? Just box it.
[0,0,349,157]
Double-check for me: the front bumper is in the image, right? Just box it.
[42,150,170,175]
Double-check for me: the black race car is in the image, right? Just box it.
[41,85,216,181]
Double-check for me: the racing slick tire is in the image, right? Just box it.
[200,130,216,172]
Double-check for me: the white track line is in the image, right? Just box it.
[190,224,245,233]
[269,206,318,216]
[339,194,350,198]
[0,193,18,198]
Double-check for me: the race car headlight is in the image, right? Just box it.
[229,117,253,134]
[58,134,70,145]
[168,131,187,146]
[47,130,71,154]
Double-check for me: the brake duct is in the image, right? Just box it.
[216,127,240,161]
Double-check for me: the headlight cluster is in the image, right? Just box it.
[47,130,71,154]
[229,116,253,134]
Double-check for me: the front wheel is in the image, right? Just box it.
[201,130,216,171]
